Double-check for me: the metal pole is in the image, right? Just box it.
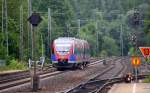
[96,21,99,53]
[101,0,106,13]
[33,27,37,91]
[1,0,4,46]
[28,0,32,59]
[48,8,52,56]
[19,5,24,61]
[135,67,138,82]
[66,23,70,37]
[120,15,124,56]
[95,9,99,55]
[2,0,3,33]
[41,34,44,57]
[28,0,39,91]
[28,0,30,58]
[120,23,123,56]
[132,32,138,82]
[31,26,39,91]
[4,0,8,56]
[33,27,36,76]
[77,19,80,37]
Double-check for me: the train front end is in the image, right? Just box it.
[51,38,76,69]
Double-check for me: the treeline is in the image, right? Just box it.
[0,0,150,63]
[70,0,150,56]
[0,0,28,60]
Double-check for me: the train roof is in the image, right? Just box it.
[54,37,87,44]
[53,37,89,48]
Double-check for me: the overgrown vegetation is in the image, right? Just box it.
[143,75,150,83]
[0,59,27,71]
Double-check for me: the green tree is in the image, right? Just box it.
[102,36,120,56]
[79,22,97,56]
[144,8,150,46]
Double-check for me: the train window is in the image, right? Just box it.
[55,44,71,55]
[55,44,71,52]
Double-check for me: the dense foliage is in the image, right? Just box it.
[0,0,150,65]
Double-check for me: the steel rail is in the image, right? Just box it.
[0,57,105,91]
[65,58,128,93]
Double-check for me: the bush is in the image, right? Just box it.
[5,56,14,65]
[8,59,27,70]
[147,58,150,64]
[99,50,108,58]
[143,75,150,83]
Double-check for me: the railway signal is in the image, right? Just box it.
[132,10,140,26]
[28,12,42,27]
[28,12,42,91]
[131,34,137,47]
[130,9,141,28]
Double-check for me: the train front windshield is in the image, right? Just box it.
[55,44,71,55]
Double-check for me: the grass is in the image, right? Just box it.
[0,57,52,72]
[147,58,150,64]
[0,59,28,72]
[143,75,150,83]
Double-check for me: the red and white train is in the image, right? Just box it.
[51,37,90,70]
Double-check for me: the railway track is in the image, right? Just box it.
[0,67,56,84]
[66,75,148,93]
[1,57,146,93]
[0,57,106,92]
[0,58,100,85]
[65,58,128,93]
[0,71,66,91]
